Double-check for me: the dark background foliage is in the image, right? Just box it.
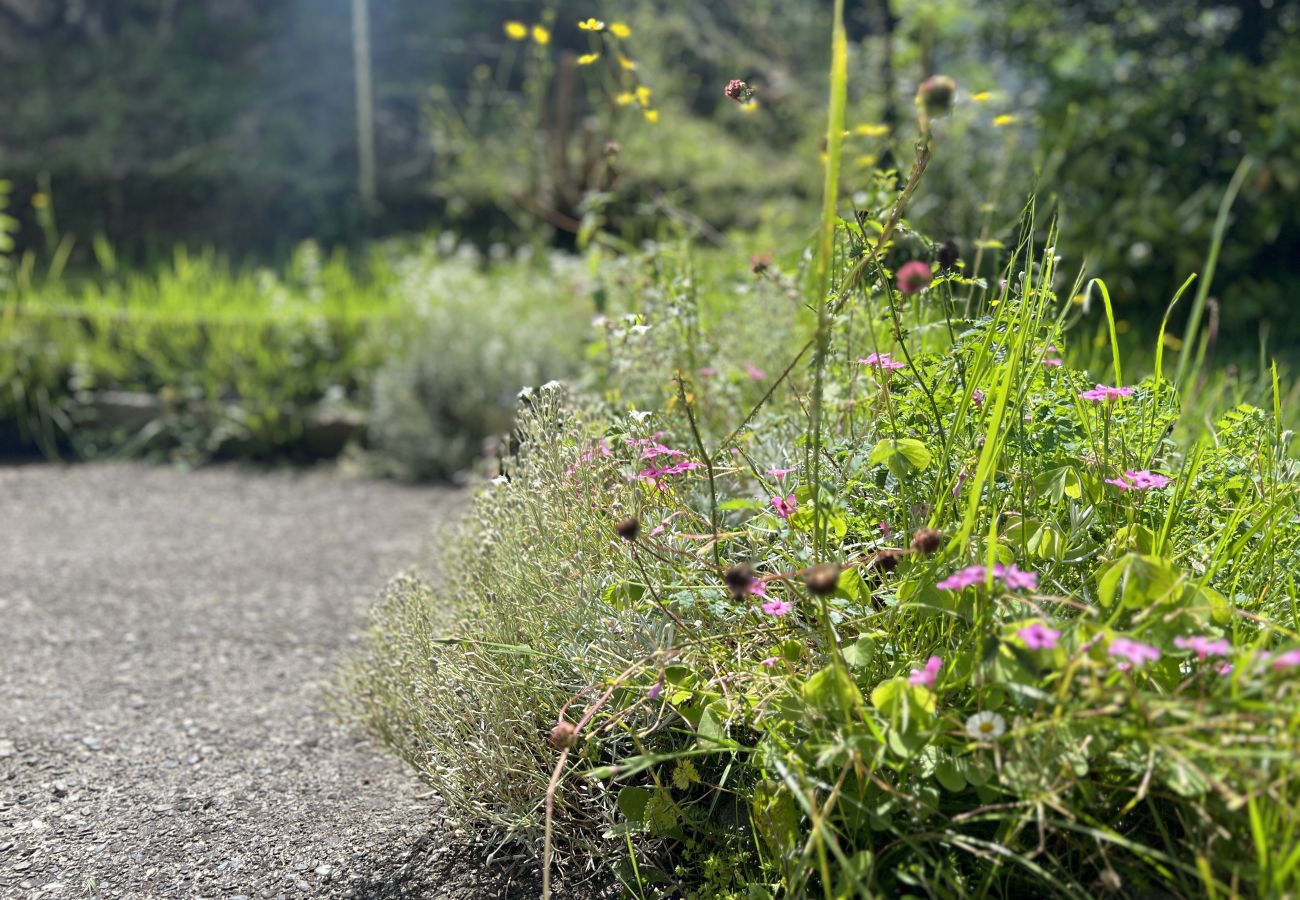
[2,0,1296,342]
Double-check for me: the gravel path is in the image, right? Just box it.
[0,463,534,898]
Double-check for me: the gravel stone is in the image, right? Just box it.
[0,463,583,897]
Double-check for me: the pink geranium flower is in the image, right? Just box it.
[858,352,906,371]
[697,367,718,378]
[993,563,1038,591]
[908,655,943,687]
[1108,637,1161,668]
[938,563,1037,592]
[937,565,986,591]
[745,363,766,380]
[1018,623,1061,650]
[1042,345,1063,368]
[1079,384,1136,402]
[748,580,768,597]
[1173,635,1230,660]
[761,656,779,668]
[762,599,793,617]
[765,465,798,479]
[896,260,933,294]
[1106,469,1171,491]
[1271,648,1300,670]
[771,494,797,518]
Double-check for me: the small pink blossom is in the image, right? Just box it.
[762,599,794,617]
[1042,345,1063,367]
[859,352,906,371]
[993,563,1038,591]
[971,388,985,407]
[1217,662,1234,676]
[761,656,779,668]
[1079,384,1136,402]
[1271,649,1300,670]
[697,367,718,378]
[771,494,797,518]
[896,260,933,294]
[766,465,798,479]
[647,679,663,699]
[937,565,986,591]
[745,363,766,380]
[879,521,892,538]
[1108,637,1161,668]
[1018,623,1061,650]
[725,79,754,103]
[748,580,768,597]
[1173,635,1230,660]
[908,655,943,687]
[1106,469,1171,491]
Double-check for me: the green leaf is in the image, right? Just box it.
[1097,553,1181,609]
[935,757,967,792]
[868,438,933,478]
[602,582,645,610]
[842,632,881,670]
[802,665,865,720]
[870,676,935,732]
[617,786,653,822]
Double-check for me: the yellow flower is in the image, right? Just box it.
[577,53,600,65]
[971,91,992,102]
[617,54,637,71]
[855,154,877,168]
[1161,333,1185,350]
[31,192,49,209]
[578,17,605,31]
[503,21,527,40]
[643,109,659,123]
[609,22,631,38]
[532,24,551,45]
[740,99,759,113]
[635,85,652,106]
[615,92,635,106]
[854,123,889,137]
[992,114,1017,127]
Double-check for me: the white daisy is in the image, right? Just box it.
[965,711,1007,742]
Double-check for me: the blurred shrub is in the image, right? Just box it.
[366,242,594,479]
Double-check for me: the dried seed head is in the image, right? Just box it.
[549,721,577,750]
[871,550,902,573]
[937,239,960,271]
[917,75,957,118]
[911,527,943,555]
[615,517,641,542]
[724,562,755,599]
[802,563,842,596]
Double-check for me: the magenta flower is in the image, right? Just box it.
[1108,637,1161,668]
[745,363,766,380]
[748,580,769,597]
[639,442,687,460]
[649,520,669,537]
[896,260,933,294]
[937,565,987,591]
[647,679,663,699]
[1271,649,1300,670]
[1018,623,1061,650]
[1106,469,1171,491]
[761,656,779,668]
[1079,384,1136,402]
[771,494,797,518]
[1217,662,1234,676]
[908,655,943,687]
[880,521,892,538]
[859,352,906,371]
[971,388,985,408]
[697,367,718,378]
[765,465,798,479]
[762,599,794,617]
[993,563,1038,591]
[1041,345,1063,368]
[1173,635,1230,660]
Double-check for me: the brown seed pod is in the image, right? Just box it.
[802,562,842,596]
[937,239,960,271]
[549,721,578,750]
[911,527,943,555]
[724,562,755,599]
[917,75,956,118]
[615,517,641,542]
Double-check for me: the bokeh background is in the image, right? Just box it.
[2,0,1297,470]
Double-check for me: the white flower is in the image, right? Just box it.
[965,711,1007,742]
[628,410,652,423]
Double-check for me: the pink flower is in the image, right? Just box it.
[1217,662,1234,676]
[993,563,1038,591]
[1018,623,1061,650]
[640,442,687,460]
[896,260,933,294]
[761,656,779,668]
[937,565,986,591]
[697,367,718,378]
[971,388,985,407]
[1108,637,1161,668]
[748,580,768,597]
[1271,649,1300,670]
[859,352,906,371]
[1106,469,1171,491]
[1042,345,1063,368]
[1079,384,1136,402]
[725,79,753,103]
[745,363,766,380]
[647,678,663,699]
[908,655,943,687]
[771,494,797,518]
[1173,635,1230,660]
[880,521,892,538]
[762,599,793,617]
[765,465,798,479]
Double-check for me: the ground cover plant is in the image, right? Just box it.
[343,7,1300,898]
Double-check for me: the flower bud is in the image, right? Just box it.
[897,260,933,295]
[724,79,754,103]
[916,75,956,118]
[724,562,755,599]
[911,528,943,555]
[549,721,577,750]
[937,239,960,271]
[802,563,841,596]
[615,517,641,542]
